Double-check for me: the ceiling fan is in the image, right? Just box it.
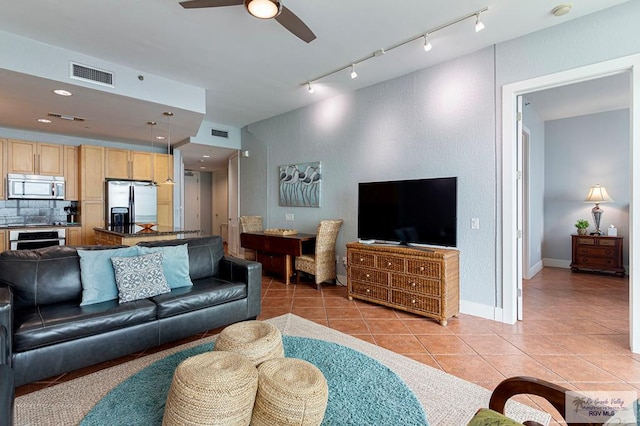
[179,0,316,43]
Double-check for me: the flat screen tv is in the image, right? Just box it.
[358,177,457,247]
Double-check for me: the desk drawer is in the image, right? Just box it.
[257,251,286,273]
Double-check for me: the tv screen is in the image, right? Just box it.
[358,177,457,247]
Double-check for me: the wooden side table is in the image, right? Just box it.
[570,234,624,276]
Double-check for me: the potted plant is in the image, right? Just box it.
[575,219,589,235]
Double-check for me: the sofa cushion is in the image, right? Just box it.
[150,277,247,319]
[137,236,224,280]
[77,246,139,306]
[137,244,194,289]
[0,246,83,310]
[111,252,171,303]
[13,299,157,352]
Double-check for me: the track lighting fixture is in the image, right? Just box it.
[350,64,358,79]
[163,112,175,185]
[423,34,432,52]
[303,6,487,93]
[475,13,485,32]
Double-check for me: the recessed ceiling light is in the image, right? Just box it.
[200,166,206,169]
[37,118,52,123]
[53,89,73,96]
[202,155,210,158]
[155,136,165,140]
[551,3,573,17]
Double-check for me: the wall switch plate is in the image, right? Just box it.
[471,218,480,229]
[285,213,294,221]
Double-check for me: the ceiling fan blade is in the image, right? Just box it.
[275,6,316,43]
[179,0,243,9]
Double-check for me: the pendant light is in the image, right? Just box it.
[147,121,158,186]
[163,112,175,185]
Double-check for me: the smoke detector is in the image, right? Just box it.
[552,3,573,17]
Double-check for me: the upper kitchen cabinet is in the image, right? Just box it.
[0,139,6,199]
[105,148,152,181]
[8,139,64,176]
[154,153,173,227]
[64,145,79,201]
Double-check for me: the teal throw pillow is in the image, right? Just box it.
[111,252,171,303]
[137,244,193,289]
[77,246,139,306]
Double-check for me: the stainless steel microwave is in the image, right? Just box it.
[7,174,65,200]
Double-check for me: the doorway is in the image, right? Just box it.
[502,53,640,351]
[184,171,201,232]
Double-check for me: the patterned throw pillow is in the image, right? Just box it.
[111,252,171,303]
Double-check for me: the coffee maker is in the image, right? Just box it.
[110,207,130,227]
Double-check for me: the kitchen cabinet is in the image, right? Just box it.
[105,148,152,181]
[0,139,6,199]
[8,139,64,176]
[79,145,105,244]
[64,145,79,201]
[66,227,82,246]
[154,153,173,227]
[0,230,6,252]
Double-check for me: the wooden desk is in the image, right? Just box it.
[241,232,316,284]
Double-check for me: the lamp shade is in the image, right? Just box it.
[584,185,613,203]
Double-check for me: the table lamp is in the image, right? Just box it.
[584,184,613,235]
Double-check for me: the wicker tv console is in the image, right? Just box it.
[346,242,459,325]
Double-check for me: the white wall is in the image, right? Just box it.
[239,1,640,316]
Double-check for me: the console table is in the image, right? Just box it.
[570,234,624,276]
[240,232,316,284]
[346,242,459,325]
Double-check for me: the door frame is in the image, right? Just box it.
[501,53,640,352]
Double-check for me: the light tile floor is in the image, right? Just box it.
[258,267,635,425]
[17,267,636,425]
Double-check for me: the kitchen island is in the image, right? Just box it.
[93,225,202,246]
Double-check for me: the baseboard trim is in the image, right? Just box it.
[542,258,571,269]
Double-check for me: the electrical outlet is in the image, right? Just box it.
[285,213,294,221]
[471,218,480,229]
[342,256,347,267]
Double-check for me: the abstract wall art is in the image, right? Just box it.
[279,161,322,207]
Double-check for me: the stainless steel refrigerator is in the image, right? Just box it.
[105,180,157,226]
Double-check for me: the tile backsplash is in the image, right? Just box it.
[0,200,79,226]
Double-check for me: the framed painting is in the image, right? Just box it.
[279,161,321,207]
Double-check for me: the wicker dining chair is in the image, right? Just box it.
[240,216,263,261]
[295,219,343,290]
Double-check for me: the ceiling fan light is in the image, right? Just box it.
[246,0,280,19]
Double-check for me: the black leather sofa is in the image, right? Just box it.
[0,235,261,388]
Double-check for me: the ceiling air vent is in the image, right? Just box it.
[48,112,86,122]
[211,129,229,138]
[70,62,114,87]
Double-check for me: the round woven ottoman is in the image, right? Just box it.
[162,351,258,426]
[215,320,284,366]
[251,358,329,426]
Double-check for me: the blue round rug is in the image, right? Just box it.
[81,335,428,425]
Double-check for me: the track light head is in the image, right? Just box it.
[423,34,432,52]
[475,13,485,32]
[350,64,358,79]
[307,82,314,93]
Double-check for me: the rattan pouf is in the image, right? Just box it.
[251,358,329,426]
[163,351,258,426]
[215,320,284,366]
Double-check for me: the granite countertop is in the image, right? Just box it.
[94,225,202,237]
